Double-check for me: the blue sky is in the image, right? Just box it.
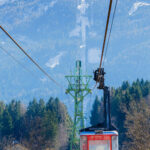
[0,0,150,118]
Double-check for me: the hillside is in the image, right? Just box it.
[0,97,71,150]
[90,79,150,150]
[1,79,150,150]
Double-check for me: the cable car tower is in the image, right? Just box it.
[65,60,92,150]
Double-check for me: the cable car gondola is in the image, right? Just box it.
[80,67,119,150]
[80,123,118,150]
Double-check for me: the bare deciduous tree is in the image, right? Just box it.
[123,100,150,150]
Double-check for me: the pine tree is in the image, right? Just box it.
[7,100,22,137]
[90,96,103,126]
[121,81,130,90]
[26,98,38,119]
[0,101,5,138]
[2,109,13,136]
[38,99,45,117]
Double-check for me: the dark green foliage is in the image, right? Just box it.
[0,101,5,136]
[2,109,13,136]
[90,96,103,126]
[110,79,150,147]
[7,100,22,139]
[90,79,150,150]
[0,97,71,150]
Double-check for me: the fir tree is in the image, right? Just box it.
[90,96,103,126]
[2,109,13,136]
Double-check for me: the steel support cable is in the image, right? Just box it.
[99,0,113,71]
[103,0,118,67]
[0,46,38,78]
[0,26,61,87]
[92,0,113,90]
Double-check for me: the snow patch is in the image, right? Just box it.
[129,2,150,16]
[77,2,89,14]
[80,45,85,48]
[45,52,64,69]
[69,25,81,37]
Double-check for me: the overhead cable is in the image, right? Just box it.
[103,0,118,67]
[92,0,113,90]
[99,0,113,71]
[0,26,61,87]
[0,46,37,78]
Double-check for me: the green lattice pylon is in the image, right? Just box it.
[65,60,92,150]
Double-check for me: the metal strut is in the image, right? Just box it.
[104,86,111,130]
[65,60,92,150]
[94,68,111,130]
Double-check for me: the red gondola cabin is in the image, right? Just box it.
[80,124,118,150]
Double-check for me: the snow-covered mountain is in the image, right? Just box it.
[0,0,150,122]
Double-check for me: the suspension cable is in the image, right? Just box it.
[103,0,118,67]
[92,0,114,90]
[0,46,38,78]
[0,25,61,87]
[99,0,113,72]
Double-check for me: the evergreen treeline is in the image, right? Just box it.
[0,97,71,150]
[90,79,150,150]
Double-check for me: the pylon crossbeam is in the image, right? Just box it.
[65,60,91,150]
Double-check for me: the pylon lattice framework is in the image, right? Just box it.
[65,60,92,150]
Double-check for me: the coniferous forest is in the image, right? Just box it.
[90,79,150,150]
[0,98,71,150]
[0,79,150,150]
